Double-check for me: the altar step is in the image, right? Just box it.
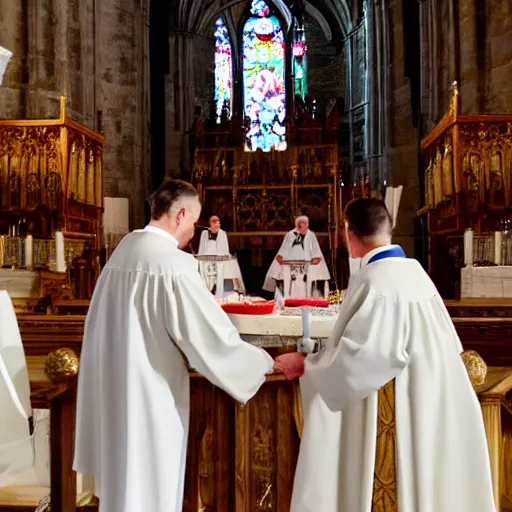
[0,487,98,511]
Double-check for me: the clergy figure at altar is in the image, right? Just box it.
[74,180,274,512]
[197,215,245,295]
[198,216,228,256]
[275,198,495,512]
[263,216,330,298]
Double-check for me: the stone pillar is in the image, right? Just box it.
[0,0,27,117]
[480,395,502,511]
[167,30,197,178]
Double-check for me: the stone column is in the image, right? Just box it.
[0,0,27,117]
[167,30,197,177]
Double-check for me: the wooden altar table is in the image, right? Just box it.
[5,298,512,511]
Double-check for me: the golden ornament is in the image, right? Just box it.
[44,348,79,383]
[328,289,344,305]
[461,350,487,388]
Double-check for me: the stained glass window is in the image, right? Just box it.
[214,17,233,123]
[243,0,287,152]
[292,21,307,99]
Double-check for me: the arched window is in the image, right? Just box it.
[214,17,233,123]
[242,0,287,152]
[292,21,307,99]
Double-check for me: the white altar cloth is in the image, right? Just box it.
[227,308,336,340]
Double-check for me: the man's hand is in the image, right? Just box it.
[276,255,284,265]
[311,257,321,265]
[274,352,305,380]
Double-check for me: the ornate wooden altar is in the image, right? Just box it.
[418,83,512,298]
[192,104,347,290]
[0,97,104,307]
[7,315,512,512]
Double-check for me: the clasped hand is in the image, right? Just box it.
[276,256,320,265]
[272,352,305,380]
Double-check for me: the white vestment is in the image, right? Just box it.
[74,226,273,512]
[0,290,34,477]
[263,230,330,297]
[291,245,496,512]
[197,229,245,295]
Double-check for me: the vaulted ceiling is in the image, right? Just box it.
[166,0,354,41]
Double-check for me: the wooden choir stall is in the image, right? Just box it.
[418,83,512,511]
[0,99,103,511]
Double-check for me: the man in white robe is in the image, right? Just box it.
[74,180,275,512]
[197,215,245,295]
[262,216,330,298]
[275,197,496,512]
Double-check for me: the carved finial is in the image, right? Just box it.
[44,348,79,383]
[449,81,459,116]
[59,96,67,121]
[461,350,487,388]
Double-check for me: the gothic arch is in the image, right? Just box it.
[195,0,352,41]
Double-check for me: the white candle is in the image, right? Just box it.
[55,231,66,272]
[302,307,310,339]
[464,229,473,266]
[24,235,33,268]
[494,231,502,266]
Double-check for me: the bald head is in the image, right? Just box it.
[344,198,392,256]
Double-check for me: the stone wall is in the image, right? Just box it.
[420,0,512,130]
[0,0,149,229]
[305,14,346,108]
[379,0,420,256]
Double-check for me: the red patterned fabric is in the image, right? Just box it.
[284,298,329,308]
[221,301,276,315]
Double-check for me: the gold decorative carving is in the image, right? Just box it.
[95,145,103,207]
[86,147,95,204]
[77,140,87,203]
[199,425,214,507]
[69,141,78,199]
[236,190,292,232]
[257,480,273,510]
[292,380,303,438]
[372,379,397,512]
[424,159,434,209]
[433,146,443,206]
[462,350,488,388]
[442,135,454,199]
[44,348,79,383]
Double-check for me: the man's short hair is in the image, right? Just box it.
[295,215,309,226]
[149,179,198,220]
[344,197,392,241]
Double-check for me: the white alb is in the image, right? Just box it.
[291,245,496,512]
[74,226,273,512]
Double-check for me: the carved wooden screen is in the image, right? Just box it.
[419,84,512,297]
[420,85,512,233]
[0,97,104,248]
